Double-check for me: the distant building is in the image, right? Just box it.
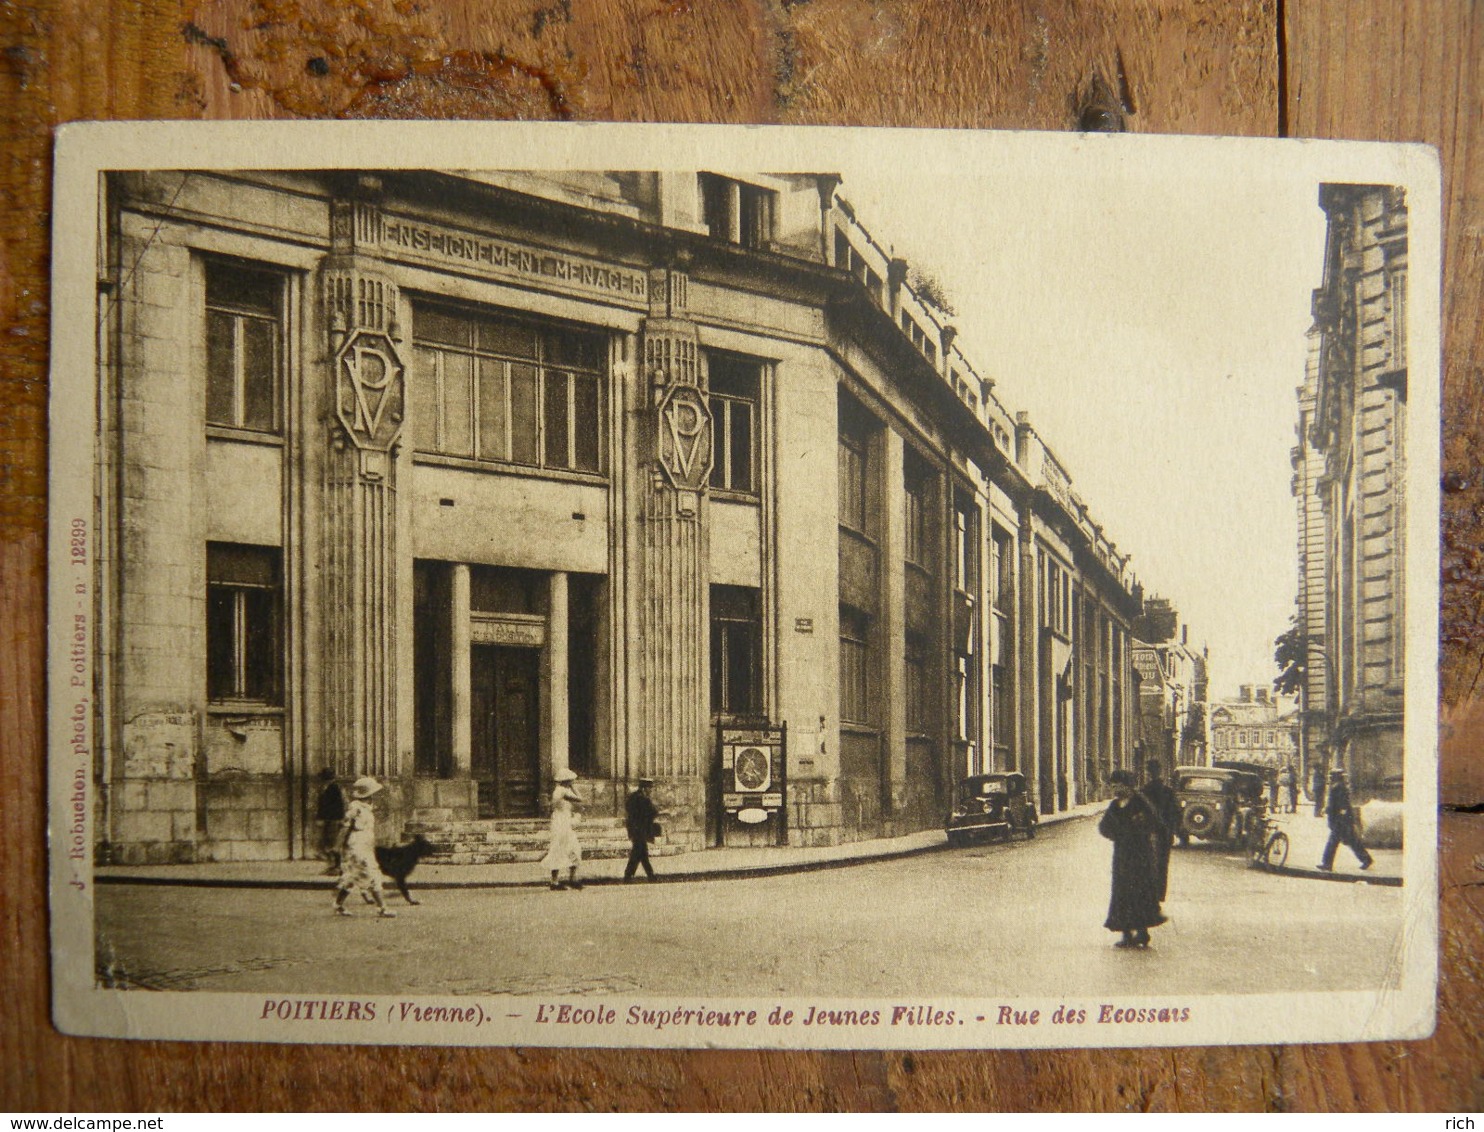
[1304,183,1408,800]
[1133,598,1209,774]
[1209,685,1299,772]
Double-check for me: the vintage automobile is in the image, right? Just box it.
[946,772,1038,845]
[1172,765,1268,848]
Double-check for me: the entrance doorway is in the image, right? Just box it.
[471,645,541,818]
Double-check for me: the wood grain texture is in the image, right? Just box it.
[1,0,1480,1112]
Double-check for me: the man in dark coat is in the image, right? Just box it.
[623,777,660,882]
[314,768,346,875]
[1318,767,1373,871]
[1099,769,1167,948]
[1140,759,1180,904]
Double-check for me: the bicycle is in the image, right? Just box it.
[1244,807,1290,869]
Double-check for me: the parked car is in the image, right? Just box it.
[947,772,1038,845]
[1173,765,1268,847]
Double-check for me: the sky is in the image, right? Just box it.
[833,158,1330,700]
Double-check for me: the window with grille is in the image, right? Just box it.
[411,304,604,473]
[206,260,283,433]
[207,543,281,704]
[708,354,760,495]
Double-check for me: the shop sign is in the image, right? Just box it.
[382,216,648,305]
[470,617,545,647]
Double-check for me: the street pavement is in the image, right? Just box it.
[94,814,1405,999]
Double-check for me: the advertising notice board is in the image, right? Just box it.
[717,721,787,846]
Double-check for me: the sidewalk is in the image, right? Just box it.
[93,800,1105,890]
[1259,809,1403,887]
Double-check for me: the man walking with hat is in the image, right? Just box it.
[1317,767,1373,872]
[624,777,661,882]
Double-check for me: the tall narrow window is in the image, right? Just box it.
[838,434,869,535]
[839,604,873,726]
[708,353,760,495]
[207,543,281,703]
[903,468,931,570]
[412,303,604,473]
[710,585,762,717]
[206,260,283,432]
[905,633,929,734]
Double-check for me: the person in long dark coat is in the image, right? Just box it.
[1100,769,1168,949]
[1140,759,1180,904]
[1317,768,1373,871]
[623,777,660,882]
[314,768,346,876]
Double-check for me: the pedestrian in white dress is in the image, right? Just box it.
[543,768,584,890]
[334,776,396,918]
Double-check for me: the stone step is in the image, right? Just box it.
[405,816,684,866]
[436,844,687,866]
[409,817,624,836]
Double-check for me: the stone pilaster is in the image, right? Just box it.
[320,180,405,779]
[635,267,713,784]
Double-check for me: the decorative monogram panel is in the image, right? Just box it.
[334,328,405,452]
[657,384,713,492]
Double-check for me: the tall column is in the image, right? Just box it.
[882,431,907,815]
[635,264,713,783]
[320,177,405,779]
[547,571,570,778]
[450,564,471,775]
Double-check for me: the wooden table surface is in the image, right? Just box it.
[3,0,1481,1112]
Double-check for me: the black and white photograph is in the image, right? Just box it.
[47,121,1440,1050]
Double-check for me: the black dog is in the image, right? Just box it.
[372,835,437,905]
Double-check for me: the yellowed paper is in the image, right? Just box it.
[50,121,1439,1048]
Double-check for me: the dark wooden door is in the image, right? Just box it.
[470,645,541,818]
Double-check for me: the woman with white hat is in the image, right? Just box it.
[333,776,396,917]
[542,768,584,891]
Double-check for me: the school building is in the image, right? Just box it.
[94,168,1143,863]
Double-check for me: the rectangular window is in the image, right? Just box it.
[905,633,929,734]
[838,434,869,535]
[708,353,761,495]
[700,173,776,250]
[839,604,873,726]
[412,304,604,473]
[903,458,934,570]
[992,528,1014,612]
[1042,555,1072,637]
[205,260,283,432]
[710,585,762,717]
[207,543,281,704]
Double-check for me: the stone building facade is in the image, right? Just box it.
[1305,183,1408,801]
[94,169,1142,863]
[1290,332,1332,783]
[1132,597,1209,775]
[1208,686,1299,772]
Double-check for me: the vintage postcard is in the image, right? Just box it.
[48,121,1440,1049]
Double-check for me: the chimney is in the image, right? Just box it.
[1240,684,1253,703]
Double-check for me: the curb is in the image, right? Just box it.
[94,813,1097,892]
[1259,862,1403,887]
[94,838,958,892]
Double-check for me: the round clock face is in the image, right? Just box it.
[735,747,770,791]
